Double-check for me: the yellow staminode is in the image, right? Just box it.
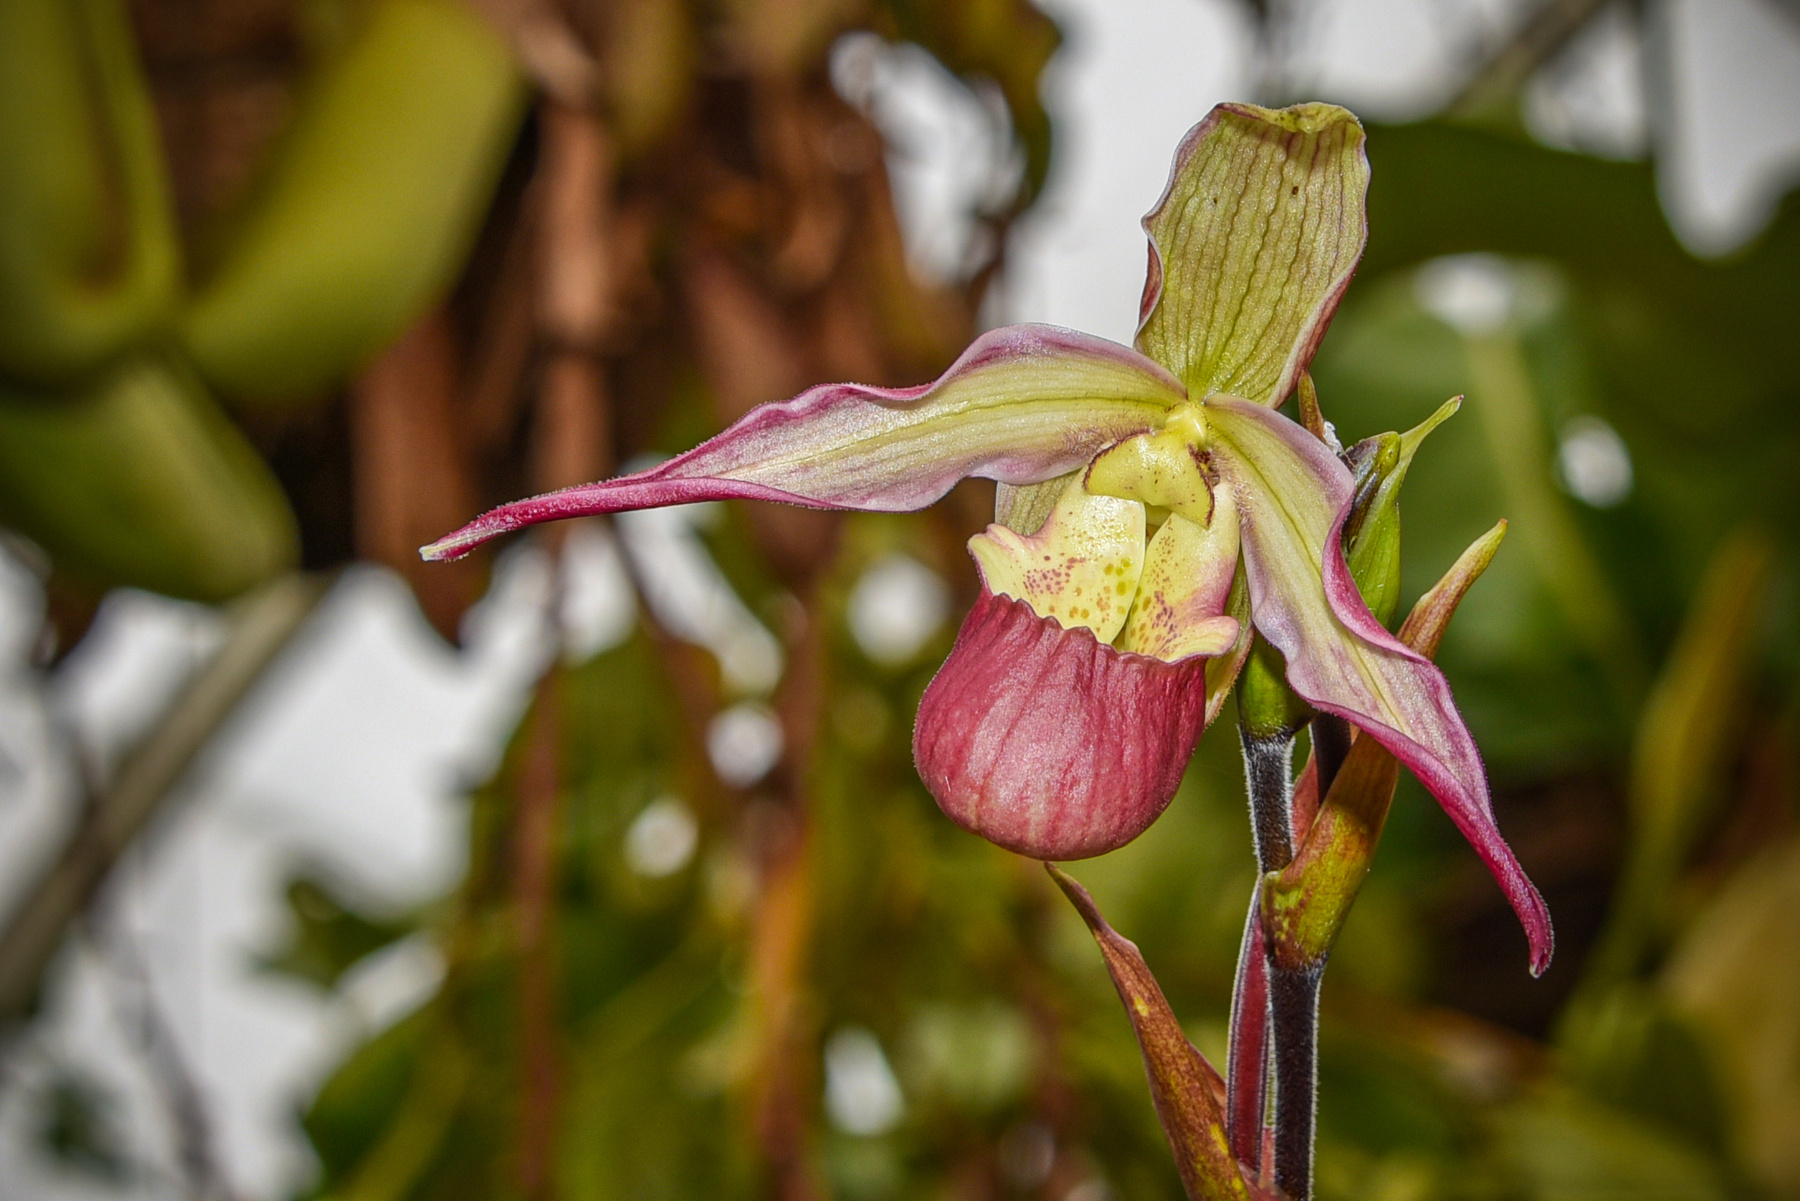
[969,478,1145,642]
[969,468,1240,664]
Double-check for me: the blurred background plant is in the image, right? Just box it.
[0,0,1796,1199]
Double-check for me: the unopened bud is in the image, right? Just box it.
[1340,396,1460,628]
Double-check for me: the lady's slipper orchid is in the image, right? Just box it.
[423,102,1552,974]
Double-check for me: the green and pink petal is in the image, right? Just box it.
[422,324,1184,561]
[1207,397,1552,973]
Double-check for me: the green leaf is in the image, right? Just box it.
[1581,531,1774,987]
[0,355,297,601]
[261,877,416,991]
[180,0,526,405]
[0,0,179,386]
[1664,839,1800,1193]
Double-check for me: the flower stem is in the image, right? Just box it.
[1240,728,1296,872]
[1234,719,1325,1198]
[1310,714,1352,805]
[1225,893,1270,1169]
[1231,724,1295,1184]
[1269,962,1322,1200]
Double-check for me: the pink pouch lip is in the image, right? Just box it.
[913,587,1214,861]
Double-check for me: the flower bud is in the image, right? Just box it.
[1342,431,1403,627]
[1341,395,1459,628]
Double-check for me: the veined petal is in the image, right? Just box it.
[423,324,1184,560]
[1137,104,1368,406]
[995,471,1078,536]
[1206,397,1551,973]
[914,588,1213,860]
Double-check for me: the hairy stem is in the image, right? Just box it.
[1269,964,1323,1201]
[1231,725,1296,1183]
[1240,728,1296,873]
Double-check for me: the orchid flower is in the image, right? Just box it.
[423,102,1551,974]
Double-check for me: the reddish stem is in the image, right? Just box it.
[1290,753,1321,853]
[1226,894,1270,1172]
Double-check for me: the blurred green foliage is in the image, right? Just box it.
[38,1069,132,1185]
[0,0,525,599]
[181,0,527,405]
[261,878,417,991]
[0,355,297,600]
[0,0,179,387]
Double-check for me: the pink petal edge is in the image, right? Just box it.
[1216,399,1553,974]
[1317,490,1554,975]
[422,324,1183,561]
